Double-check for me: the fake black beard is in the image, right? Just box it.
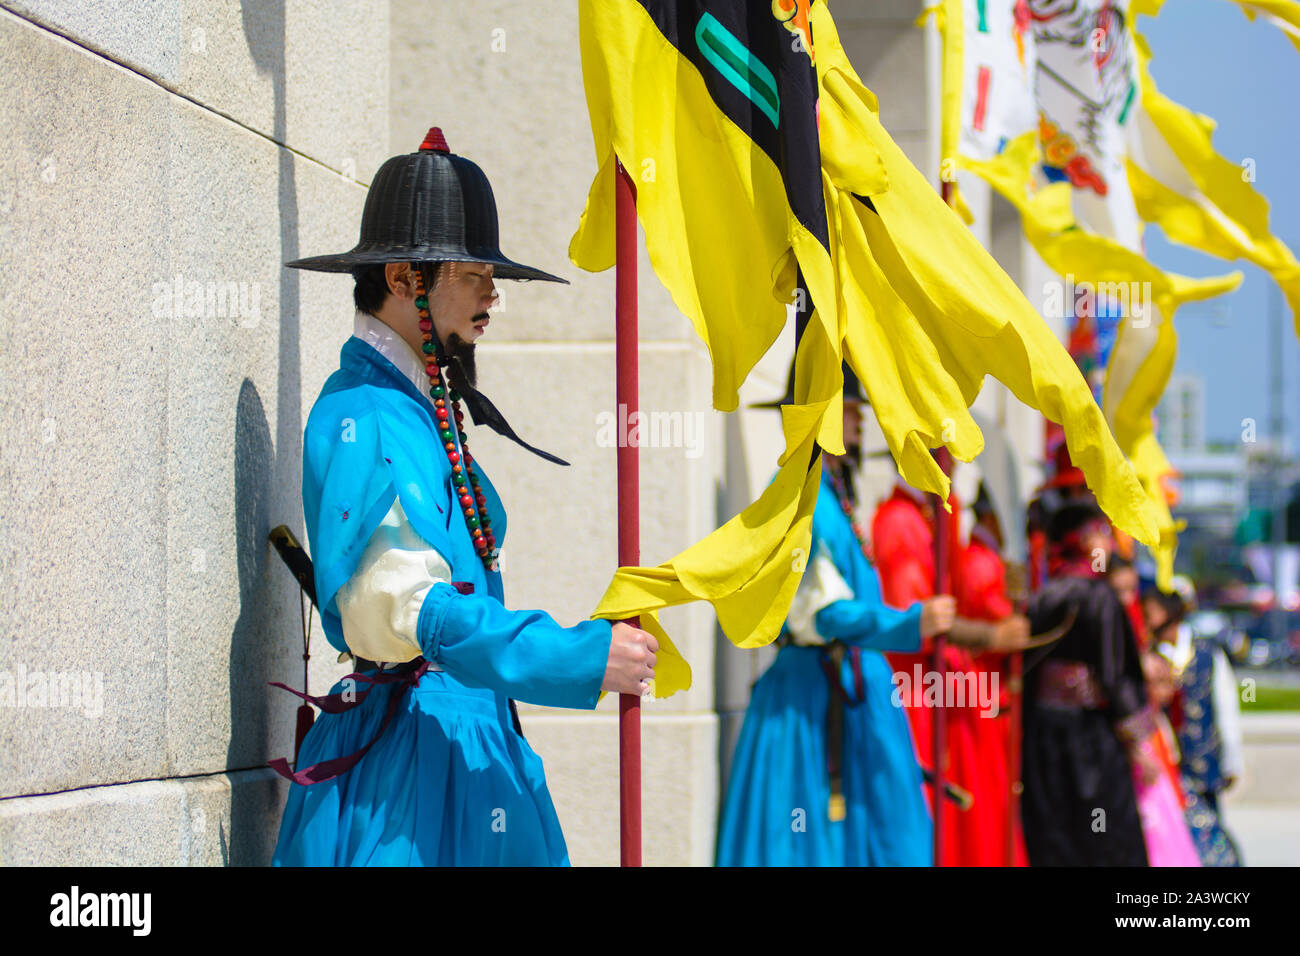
[829,452,860,505]
[443,331,477,393]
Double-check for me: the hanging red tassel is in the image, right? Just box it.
[294,702,316,762]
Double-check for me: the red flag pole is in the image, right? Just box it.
[1007,532,1036,866]
[1007,645,1024,865]
[930,178,956,866]
[931,448,951,866]
[614,155,642,867]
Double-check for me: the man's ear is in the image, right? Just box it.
[385,262,416,300]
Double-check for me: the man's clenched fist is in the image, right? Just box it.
[920,595,957,638]
[602,621,658,696]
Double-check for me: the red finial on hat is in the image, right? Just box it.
[419,127,449,153]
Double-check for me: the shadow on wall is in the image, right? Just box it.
[217,0,302,866]
[227,378,277,865]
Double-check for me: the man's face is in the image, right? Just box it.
[1110,567,1138,606]
[430,261,497,345]
[842,400,863,450]
[1143,598,1170,637]
[1083,520,1114,564]
[1063,484,1093,502]
[376,260,497,362]
[978,511,1004,551]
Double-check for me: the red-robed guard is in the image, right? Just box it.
[952,485,1029,866]
[874,478,1030,866]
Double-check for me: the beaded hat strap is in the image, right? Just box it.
[412,267,499,572]
[826,458,873,565]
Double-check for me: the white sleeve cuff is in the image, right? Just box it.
[785,542,855,646]
[336,496,453,663]
[1211,645,1245,781]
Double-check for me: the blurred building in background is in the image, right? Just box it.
[1158,374,1207,457]
[1159,375,1300,619]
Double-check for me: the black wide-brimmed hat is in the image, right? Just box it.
[751,358,868,408]
[286,127,567,283]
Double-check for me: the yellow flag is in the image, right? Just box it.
[1126,28,1300,341]
[970,133,1241,586]
[570,0,848,695]
[813,2,1164,547]
[1133,0,1300,53]
[938,1,1246,587]
[1231,0,1300,52]
[924,0,1040,225]
[574,1,1171,696]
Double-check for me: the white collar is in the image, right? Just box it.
[1161,622,1195,672]
[352,310,428,394]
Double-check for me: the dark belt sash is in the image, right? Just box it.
[819,642,866,822]
[1035,659,1108,710]
[268,658,429,786]
[266,580,483,785]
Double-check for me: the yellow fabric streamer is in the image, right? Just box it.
[1228,0,1300,53]
[919,0,975,223]
[1129,431,1188,589]
[958,127,1242,589]
[1128,30,1300,341]
[571,0,849,696]
[814,4,1164,546]
[590,352,831,697]
[574,0,1170,697]
[925,1,1277,589]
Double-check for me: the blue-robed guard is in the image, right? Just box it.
[716,365,957,866]
[1144,586,1244,867]
[270,127,658,866]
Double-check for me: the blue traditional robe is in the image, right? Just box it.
[272,331,612,866]
[1177,635,1242,867]
[715,467,933,866]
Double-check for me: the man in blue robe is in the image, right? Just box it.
[270,127,656,866]
[716,374,958,866]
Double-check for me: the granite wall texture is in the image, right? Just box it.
[0,0,383,864]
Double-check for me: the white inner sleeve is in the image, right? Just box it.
[1211,645,1245,783]
[336,496,453,665]
[1160,622,1195,674]
[785,541,855,647]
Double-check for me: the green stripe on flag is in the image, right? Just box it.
[695,12,780,128]
[1117,80,1136,125]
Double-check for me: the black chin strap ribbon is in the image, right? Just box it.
[453,375,570,467]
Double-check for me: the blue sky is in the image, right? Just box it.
[1138,1,1300,452]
